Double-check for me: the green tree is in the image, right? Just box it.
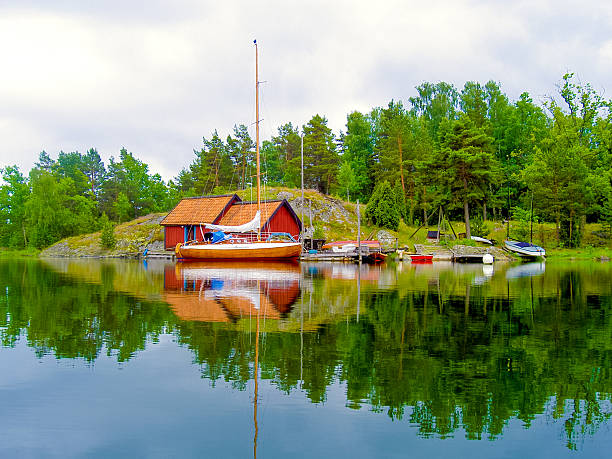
[102,149,169,220]
[342,111,375,201]
[35,151,55,172]
[435,115,498,238]
[26,169,97,248]
[523,133,588,247]
[601,191,612,239]
[82,148,106,201]
[0,166,30,248]
[460,81,488,128]
[365,181,400,230]
[54,151,90,196]
[266,123,302,187]
[337,161,357,201]
[190,131,233,194]
[303,115,338,194]
[113,192,132,223]
[376,101,411,205]
[99,213,116,249]
[409,82,459,142]
[226,124,255,189]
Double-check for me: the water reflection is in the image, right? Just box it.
[505,261,546,279]
[0,259,611,454]
[164,261,301,322]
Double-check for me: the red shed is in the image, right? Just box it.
[160,195,302,250]
[160,194,241,250]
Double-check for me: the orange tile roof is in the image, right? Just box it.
[161,195,238,226]
[217,201,283,229]
[163,292,282,322]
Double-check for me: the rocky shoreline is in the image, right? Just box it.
[40,214,167,258]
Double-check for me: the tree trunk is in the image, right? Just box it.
[569,212,574,247]
[464,199,471,239]
[463,175,471,239]
[556,210,560,245]
[422,186,428,224]
[483,202,487,221]
[22,222,28,247]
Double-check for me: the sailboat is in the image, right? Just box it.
[175,40,302,261]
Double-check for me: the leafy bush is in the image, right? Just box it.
[313,222,325,239]
[602,192,612,239]
[100,214,116,249]
[365,181,400,230]
[512,206,539,242]
[470,217,490,237]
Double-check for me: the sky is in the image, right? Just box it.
[1,0,611,181]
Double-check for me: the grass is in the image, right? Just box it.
[0,247,40,258]
[546,247,612,260]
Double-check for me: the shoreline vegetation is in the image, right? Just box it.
[1,74,612,255]
[3,187,608,261]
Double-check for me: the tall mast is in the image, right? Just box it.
[254,39,261,241]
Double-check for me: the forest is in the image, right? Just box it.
[1,73,612,249]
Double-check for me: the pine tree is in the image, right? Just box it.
[303,115,338,194]
[365,181,400,230]
[342,111,375,201]
[435,115,498,239]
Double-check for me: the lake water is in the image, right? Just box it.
[1,258,610,458]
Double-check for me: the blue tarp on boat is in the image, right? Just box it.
[211,231,231,244]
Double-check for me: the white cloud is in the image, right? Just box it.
[1,0,611,180]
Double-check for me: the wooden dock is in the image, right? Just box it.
[300,252,359,262]
[299,249,384,263]
[451,252,486,263]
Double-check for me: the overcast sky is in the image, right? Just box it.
[1,0,611,181]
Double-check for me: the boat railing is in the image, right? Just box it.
[184,231,301,245]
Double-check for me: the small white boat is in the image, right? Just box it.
[504,240,546,258]
[331,244,357,253]
[471,236,493,245]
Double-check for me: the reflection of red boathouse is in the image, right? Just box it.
[163,261,301,323]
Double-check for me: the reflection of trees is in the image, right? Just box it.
[1,260,610,448]
[0,261,175,361]
[348,268,612,445]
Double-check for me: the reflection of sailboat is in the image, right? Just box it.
[253,282,260,459]
[505,262,546,279]
[175,41,301,261]
[163,261,301,322]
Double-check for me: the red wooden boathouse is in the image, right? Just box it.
[160,194,302,250]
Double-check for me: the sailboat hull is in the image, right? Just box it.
[176,241,302,260]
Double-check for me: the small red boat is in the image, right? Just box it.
[363,252,387,264]
[409,254,434,263]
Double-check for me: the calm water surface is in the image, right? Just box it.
[0,258,610,458]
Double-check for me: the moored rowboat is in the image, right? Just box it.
[409,254,434,263]
[504,240,545,258]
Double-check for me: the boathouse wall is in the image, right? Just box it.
[263,204,301,240]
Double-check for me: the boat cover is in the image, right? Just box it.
[204,210,261,233]
[211,231,232,244]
